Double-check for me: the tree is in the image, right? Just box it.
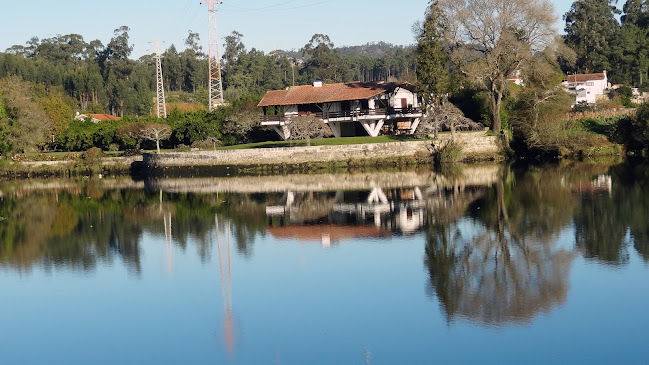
[419,102,483,140]
[140,123,172,153]
[286,116,332,146]
[301,34,340,83]
[414,1,450,108]
[563,0,621,76]
[438,0,557,133]
[117,123,171,153]
[0,76,52,153]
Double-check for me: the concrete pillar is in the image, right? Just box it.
[328,122,342,138]
[273,125,291,140]
[360,120,385,137]
[410,118,421,134]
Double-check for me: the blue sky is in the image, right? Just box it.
[2,0,574,58]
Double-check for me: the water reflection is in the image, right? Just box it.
[1,162,649,335]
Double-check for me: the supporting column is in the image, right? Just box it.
[328,122,342,138]
[359,119,385,137]
[410,117,421,134]
[273,125,291,140]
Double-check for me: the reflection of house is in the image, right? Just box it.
[74,113,122,123]
[563,71,610,104]
[258,81,423,139]
[265,187,427,246]
[571,175,612,195]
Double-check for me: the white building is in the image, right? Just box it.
[563,71,611,105]
[258,81,423,139]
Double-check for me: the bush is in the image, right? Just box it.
[121,149,141,157]
[176,144,191,152]
[434,139,464,163]
[612,105,649,153]
[191,139,221,150]
[81,147,103,161]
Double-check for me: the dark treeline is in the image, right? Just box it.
[0,28,415,118]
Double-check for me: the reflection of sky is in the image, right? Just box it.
[1,226,649,364]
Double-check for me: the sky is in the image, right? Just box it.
[1,0,574,58]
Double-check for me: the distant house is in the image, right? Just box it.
[258,81,423,139]
[563,71,611,104]
[507,70,524,86]
[74,113,122,123]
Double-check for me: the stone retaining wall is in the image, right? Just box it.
[145,132,503,167]
[19,156,142,168]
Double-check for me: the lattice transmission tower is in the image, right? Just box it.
[202,0,225,111]
[153,39,167,118]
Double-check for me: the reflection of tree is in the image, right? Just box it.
[574,194,629,265]
[425,166,576,325]
[611,163,649,263]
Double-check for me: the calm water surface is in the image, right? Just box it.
[1,163,648,364]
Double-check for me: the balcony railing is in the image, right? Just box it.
[261,107,422,123]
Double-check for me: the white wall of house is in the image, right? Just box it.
[390,88,417,109]
[285,105,298,116]
[576,89,596,104]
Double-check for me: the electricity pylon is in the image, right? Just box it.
[202,0,225,111]
[153,39,167,118]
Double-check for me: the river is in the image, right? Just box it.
[1,162,648,364]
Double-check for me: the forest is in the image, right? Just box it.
[0,0,649,156]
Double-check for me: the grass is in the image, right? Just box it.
[216,135,429,150]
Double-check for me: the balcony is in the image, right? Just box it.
[261,107,422,125]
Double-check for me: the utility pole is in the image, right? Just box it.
[202,0,225,111]
[152,39,167,118]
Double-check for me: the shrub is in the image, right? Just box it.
[434,139,464,163]
[82,147,104,161]
[176,144,191,152]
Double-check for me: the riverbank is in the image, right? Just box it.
[0,156,140,179]
[142,131,504,174]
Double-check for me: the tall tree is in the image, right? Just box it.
[415,1,450,107]
[564,0,621,76]
[439,0,557,133]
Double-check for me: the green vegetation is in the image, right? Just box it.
[1,0,649,162]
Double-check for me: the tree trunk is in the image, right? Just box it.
[306,135,311,147]
[156,137,161,154]
[490,90,503,133]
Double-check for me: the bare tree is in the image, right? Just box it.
[286,116,333,147]
[438,0,557,133]
[139,123,172,153]
[420,102,483,140]
[117,123,171,153]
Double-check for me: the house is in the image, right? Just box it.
[507,70,524,86]
[74,113,122,123]
[258,81,423,139]
[563,71,611,104]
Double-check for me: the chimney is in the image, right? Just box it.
[313,79,323,88]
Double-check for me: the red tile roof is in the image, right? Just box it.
[567,73,606,83]
[258,81,416,107]
[267,225,391,242]
[90,114,121,121]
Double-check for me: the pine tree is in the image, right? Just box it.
[415,1,450,107]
